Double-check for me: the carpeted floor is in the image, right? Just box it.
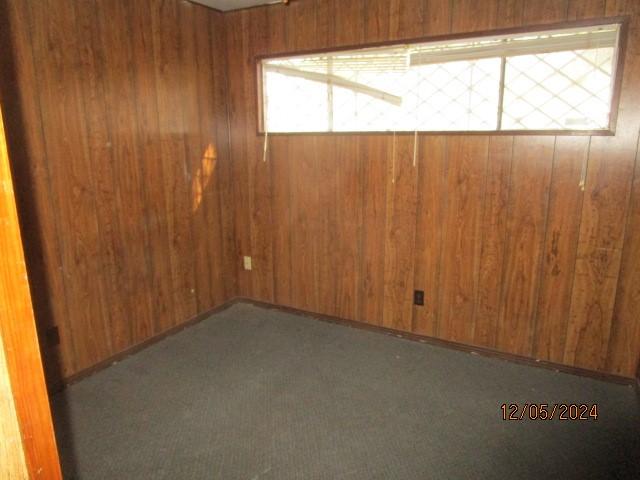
[52,303,640,479]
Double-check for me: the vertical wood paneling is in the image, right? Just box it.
[334,137,362,321]
[451,0,497,32]
[28,0,112,369]
[567,0,605,18]
[99,0,157,348]
[412,137,447,336]
[1,0,75,379]
[389,0,426,39]
[497,0,525,26]
[2,0,231,379]
[606,0,640,375]
[191,5,226,308]
[382,136,419,331]
[497,137,555,356]
[269,135,293,305]
[315,135,339,316]
[179,1,210,312]
[335,0,364,45]
[438,137,489,344]
[564,0,640,371]
[473,137,514,348]
[424,0,453,35]
[246,8,275,302]
[211,13,238,302]
[73,0,129,352]
[364,0,390,42]
[150,0,198,325]
[534,137,589,362]
[226,11,253,298]
[359,136,389,325]
[128,0,177,335]
[523,0,569,23]
[608,142,640,375]
[289,136,320,311]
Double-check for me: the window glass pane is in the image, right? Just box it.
[265,71,329,132]
[261,22,620,133]
[501,47,615,129]
[410,58,501,131]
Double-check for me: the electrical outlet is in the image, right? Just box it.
[243,256,252,271]
[413,290,425,306]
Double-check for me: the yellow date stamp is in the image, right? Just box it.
[501,403,598,421]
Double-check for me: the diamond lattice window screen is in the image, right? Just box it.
[261,22,622,133]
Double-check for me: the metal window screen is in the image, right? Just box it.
[261,22,620,133]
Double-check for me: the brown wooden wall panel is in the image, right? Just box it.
[412,137,447,337]
[1,0,233,380]
[382,135,419,332]
[359,136,388,326]
[227,0,640,378]
[437,137,489,345]
[473,136,513,348]
[533,137,589,362]
[496,137,555,356]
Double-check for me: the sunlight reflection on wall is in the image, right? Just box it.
[192,143,217,212]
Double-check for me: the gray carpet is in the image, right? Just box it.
[52,303,640,479]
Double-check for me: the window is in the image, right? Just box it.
[259,20,624,133]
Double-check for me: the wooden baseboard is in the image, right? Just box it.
[49,299,237,392]
[52,296,635,391]
[236,297,636,386]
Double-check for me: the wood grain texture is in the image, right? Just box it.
[359,136,388,326]
[564,0,640,371]
[438,137,489,344]
[0,0,74,384]
[473,136,514,348]
[0,332,28,480]
[225,0,640,378]
[533,137,589,362]
[412,137,447,336]
[1,0,233,379]
[497,137,555,356]
[382,135,419,331]
[0,107,61,478]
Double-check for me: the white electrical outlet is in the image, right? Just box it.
[243,256,252,271]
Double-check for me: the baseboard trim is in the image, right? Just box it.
[52,296,635,391]
[49,299,237,393]
[236,297,636,386]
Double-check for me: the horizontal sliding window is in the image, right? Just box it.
[259,20,623,133]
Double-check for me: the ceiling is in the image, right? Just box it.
[190,0,283,11]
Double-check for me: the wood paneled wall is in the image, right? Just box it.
[1,0,235,381]
[226,0,640,378]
